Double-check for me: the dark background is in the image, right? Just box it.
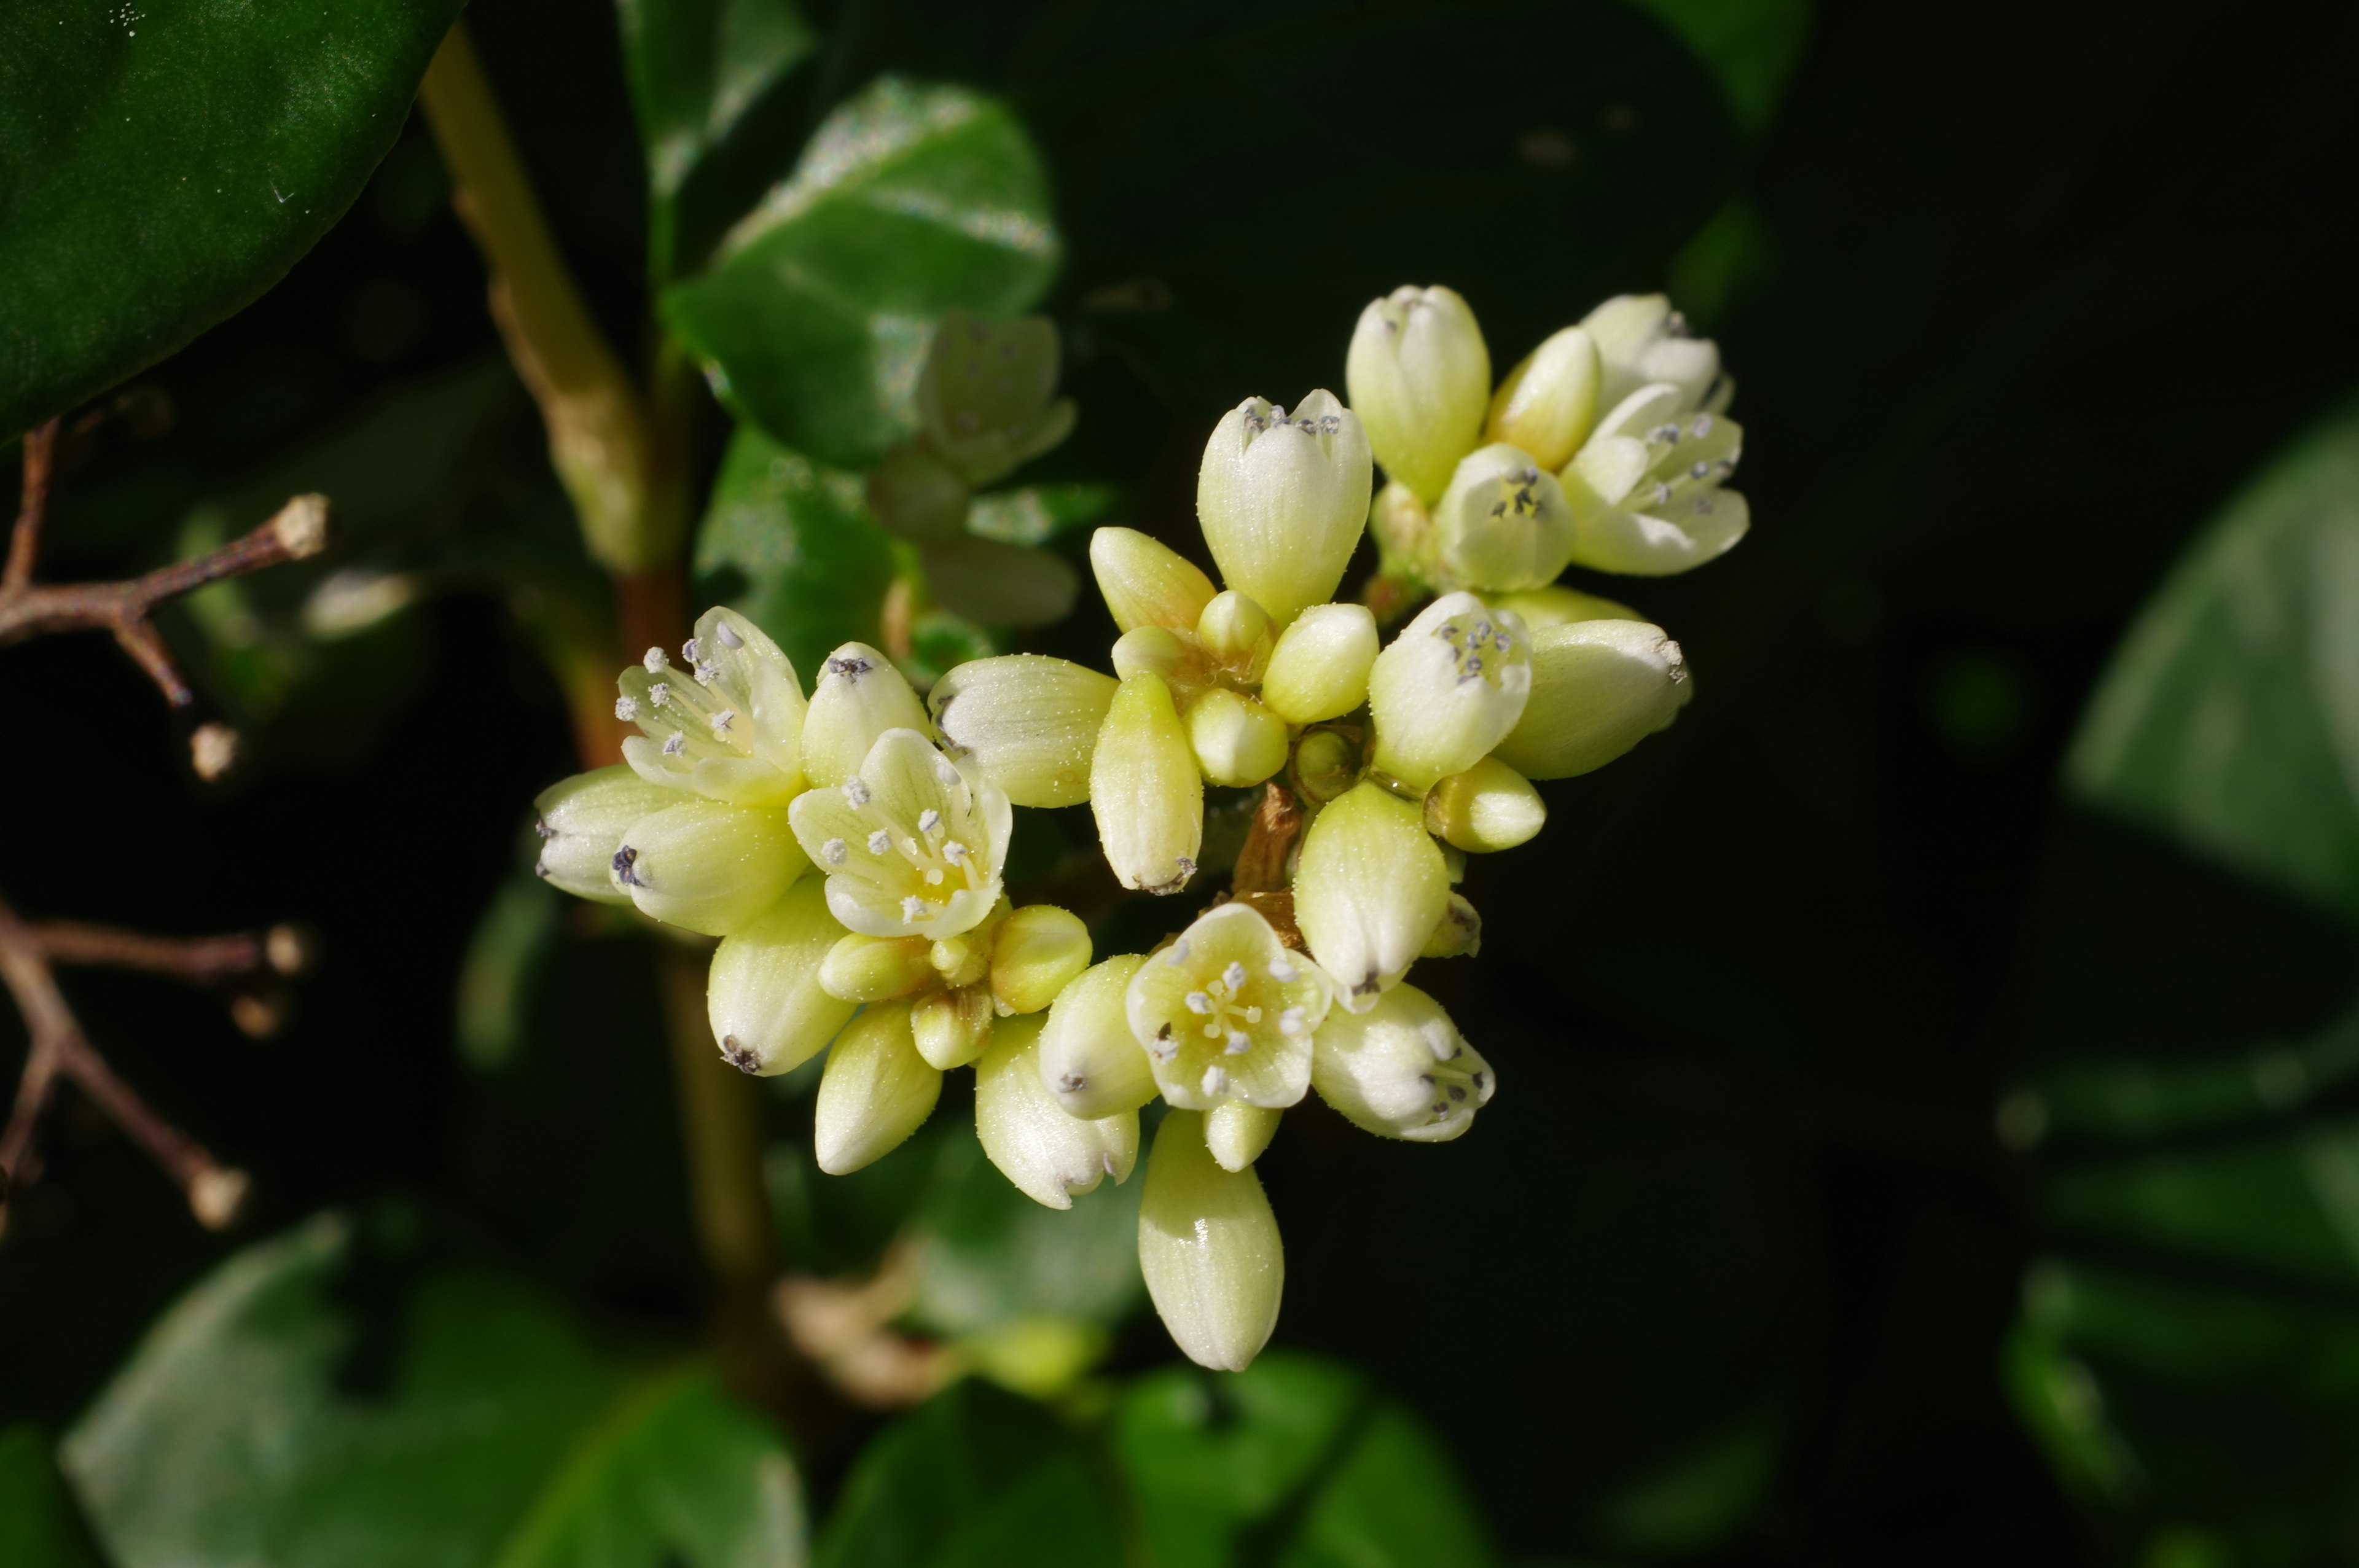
[7,0,2359,1561]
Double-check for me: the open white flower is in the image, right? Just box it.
[789,728,1011,940]
[1125,903,1333,1110]
[615,607,808,806]
[1561,385,1745,577]
[1311,983,1495,1142]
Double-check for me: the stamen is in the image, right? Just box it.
[710,709,735,735]
[823,838,848,865]
[662,733,687,757]
[918,808,942,833]
[843,778,871,806]
[1224,1031,1250,1053]
[925,868,944,885]
[643,647,669,673]
[1185,992,1214,1015]
[825,655,871,683]
[1278,1007,1305,1036]
[614,696,639,722]
[934,756,961,788]
[694,661,720,685]
[866,829,891,855]
[681,638,702,665]
[611,846,641,886]
[900,895,926,922]
[942,840,971,864]
[1268,958,1297,983]
[1200,1065,1229,1099]
[1221,961,1248,992]
[649,682,671,708]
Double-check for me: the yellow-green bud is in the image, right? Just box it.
[799,643,931,789]
[975,1012,1138,1209]
[1433,443,1577,592]
[1138,1110,1284,1373]
[1195,392,1372,626]
[1089,526,1215,633]
[1195,590,1274,679]
[1290,728,1361,804]
[1486,583,1639,632]
[1090,674,1203,895]
[1345,285,1490,502]
[534,766,681,904]
[990,904,1092,1016]
[1366,591,1533,789]
[1423,756,1546,852]
[1038,954,1156,1120]
[1111,625,1210,695]
[928,893,1009,989]
[813,1000,942,1174]
[1489,618,1691,780]
[609,798,805,937]
[1260,603,1379,725]
[1421,892,1481,959]
[1484,326,1602,470]
[1581,293,1719,414]
[1127,902,1332,1109]
[917,310,1077,487]
[1203,1102,1282,1172]
[1310,983,1493,1142]
[866,442,971,543]
[912,983,995,1070]
[1185,690,1289,789]
[707,878,858,1075]
[819,932,936,1002]
[1294,782,1449,1010]
[929,655,1117,809]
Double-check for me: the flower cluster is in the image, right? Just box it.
[531,282,1745,1376]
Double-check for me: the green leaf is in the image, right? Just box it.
[0,0,465,439]
[1,1425,108,1568]
[663,78,1060,470]
[62,1212,804,1568]
[616,0,817,281]
[1618,0,1815,136]
[2067,393,2359,931]
[692,424,898,681]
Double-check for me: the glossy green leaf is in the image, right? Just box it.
[663,78,1060,470]
[62,1212,804,1568]
[0,0,464,439]
[693,425,898,681]
[0,1425,108,1568]
[1619,0,1815,136]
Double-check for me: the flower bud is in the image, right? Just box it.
[1138,1110,1284,1372]
[1293,783,1449,1010]
[928,897,1007,990]
[1195,590,1274,679]
[800,644,931,789]
[919,536,1079,628]
[1345,285,1490,502]
[1039,954,1156,1120]
[790,729,1012,940]
[814,1001,942,1174]
[1090,674,1203,895]
[1366,591,1533,789]
[917,310,1076,487]
[1204,1102,1283,1172]
[1581,294,1719,413]
[1489,619,1691,780]
[1195,391,1372,626]
[1433,443,1578,592]
[1130,902,1331,1109]
[1487,583,1638,633]
[610,798,805,937]
[866,442,971,543]
[534,766,682,904]
[1368,480,1438,581]
[991,904,1092,1016]
[912,983,995,1070]
[1260,603,1379,725]
[1310,983,1493,1142]
[1421,892,1481,959]
[820,932,936,1002]
[707,878,859,1075]
[1423,756,1546,852]
[929,655,1117,809]
[976,1013,1139,1209]
[1186,690,1290,789]
[1090,526,1215,633]
[1110,625,1208,695]
[1290,728,1361,804]
[617,608,807,805]
[1485,326,1602,470]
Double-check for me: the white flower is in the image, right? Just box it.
[1137,1110,1285,1372]
[1037,954,1157,1121]
[1365,591,1533,789]
[533,765,683,904]
[1581,293,1722,415]
[1184,688,1289,789]
[988,904,1093,1016]
[1490,618,1692,779]
[789,728,1011,940]
[1194,392,1372,625]
[1346,284,1491,502]
[616,607,807,805]
[1422,756,1546,853]
[1310,983,1495,1142]
[1202,1102,1283,1172]
[1088,526,1216,634]
[929,654,1117,809]
[1561,387,1746,577]
[1291,782,1450,1010]
[799,642,933,789]
[1125,903,1334,1110]
[706,879,858,1075]
[1259,603,1379,726]
[608,796,805,937]
[1432,442,1578,592]
[975,1013,1138,1210]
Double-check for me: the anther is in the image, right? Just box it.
[867,829,891,854]
[918,808,942,833]
[900,895,926,922]
[682,638,702,665]
[714,622,743,649]
[1224,1031,1250,1054]
[826,655,872,682]
[844,778,871,806]
[1268,958,1297,983]
[1277,1007,1306,1036]
[643,647,669,673]
[662,733,687,756]
[710,709,735,735]
[615,696,639,722]
[823,838,848,865]
[611,846,642,886]
[1221,961,1248,992]
[649,682,671,707]
[1186,992,1214,1015]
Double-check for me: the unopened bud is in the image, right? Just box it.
[1433,443,1577,592]
[1090,674,1203,894]
[917,310,1076,486]
[1582,293,1719,413]
[1186,690,1289,789]
[1204,1102,1282,1172]
[1368,480,1438,580]
[1423,756,1546,852]
[1420,892,1481,958]
[1366,591,1533,789]
[813,1000,942,1174]
[1485,326,1602,470]
[709,880,857,1075]
[1310,983,1493,1142]
[1489,619,1691,780]
[820,932,937,1002]
[1111,625,1209,691]
[1039,954,1156,1120]
[1260,603,1379,725]
[800,643,931,789]
[991,903,1092,1016]
[1195,590,1274,677]
[930,655,1117,808]
[1291,728,1361,804]
[1195,391,1372,625]
[1138,1110,1285,1373]
[1090,526,1215,633]
[976,1012,1139,1209]
[609,798,804,937]
[866,442,971,543]
[1294,783,1449,1010]
[1487,582,1638,633]
[534,766,681,904]
[912,983,995,1069]
[1346,285,1490,502]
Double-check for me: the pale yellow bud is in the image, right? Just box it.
[912,983,995,1070]
[1366,591,1533,789]
[1038,954,1156,1120]
[1489,618,1692,780]
[1290,728,1361,804]
[1420,892,1482,959]
[1486,583,1639,633]
[990,904,1092,1016]
[1090,526,1215,633]
[813,1001,942,1174]
[1345,285,1490,502]
[534,766,681,905]
[1204,1102,1283,1172]
[1423,756,1546,852]
[707,878,858,1075]
[1433,443,1578,593]
[1581,293,1720,413]
[1090,674,1203,895]
[1260,603,1379,725]
[1195,590,1274,678]
[1194,391,1373,625]
[1310,983,1493,1142]
[611,798,805,937]
[1110,625,1210,692]
[1293,782,1449,1010]
[819,932,936,1002]
[1485,326,1602,470]
[1185,690,1289,789]
[929,655,1116,810]
[800,644,931,789]
[1138,1110,1284,1373]
[976,1013,1138,1209]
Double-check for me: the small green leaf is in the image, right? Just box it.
[663,78,1060,470]
[0,0,465,438]
[1,1425,108,1568]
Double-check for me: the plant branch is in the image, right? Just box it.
[6,419,60,590]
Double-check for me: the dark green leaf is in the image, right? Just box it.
[1619,0,1814,136]
[0,0,465,439]
[1,1425,108,1568]
[663,78,1060,470]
